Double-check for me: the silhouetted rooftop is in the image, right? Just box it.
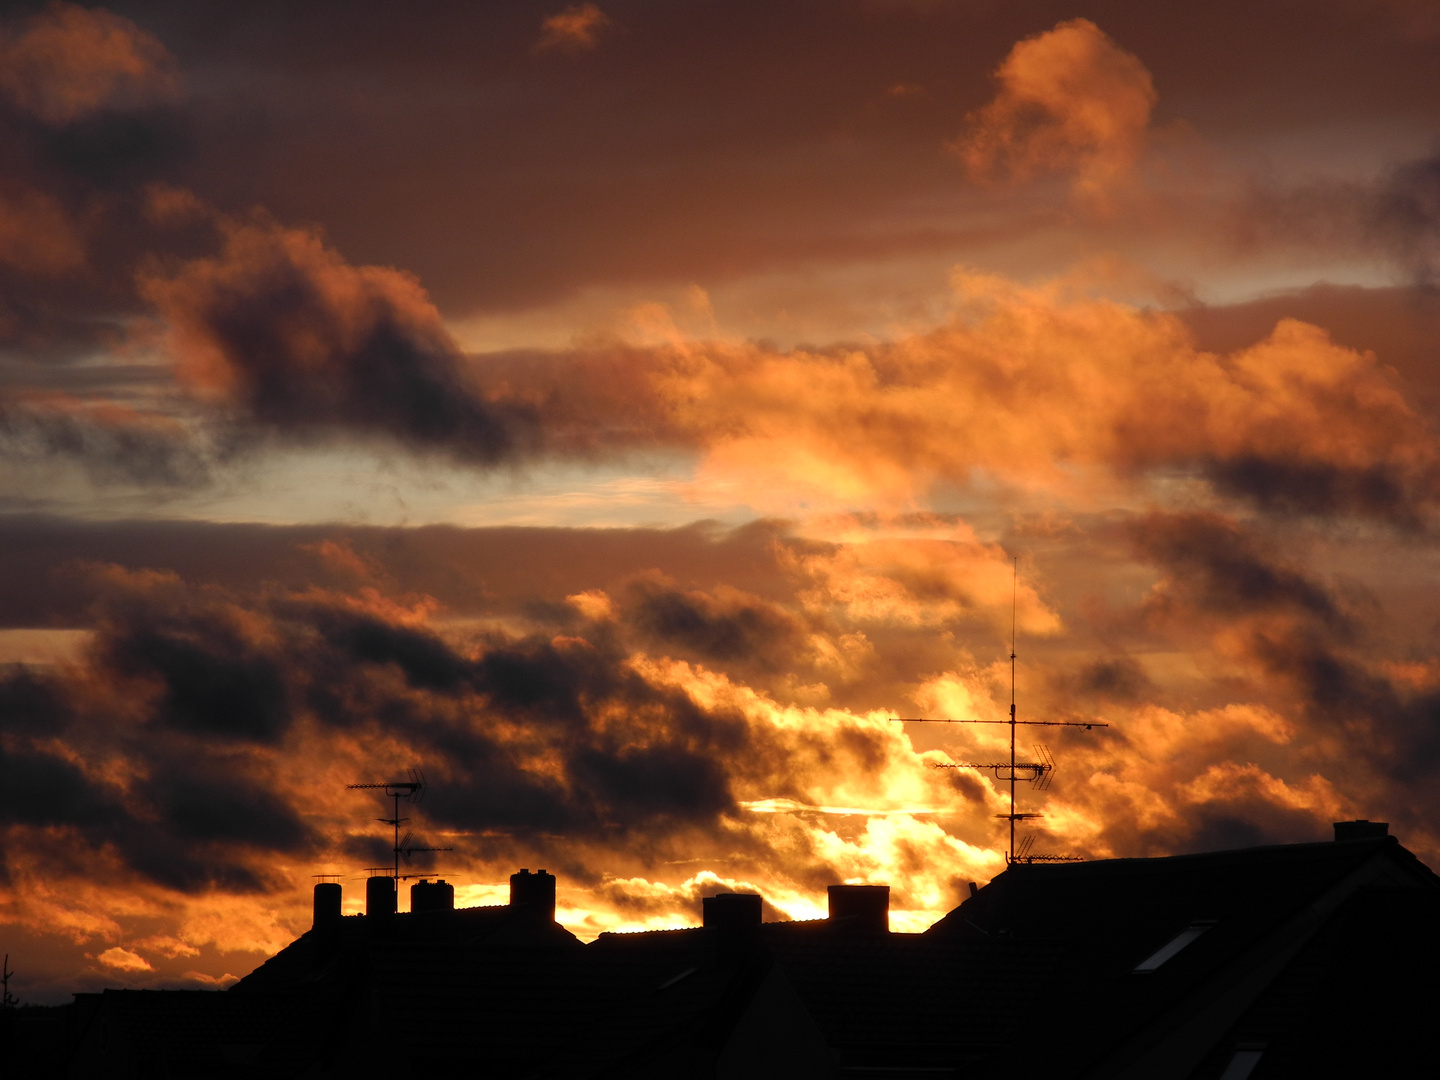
[51,835,1440,1078]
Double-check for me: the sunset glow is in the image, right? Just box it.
[4,1,1440,1003]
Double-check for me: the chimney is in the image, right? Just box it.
[509,869,556,921]
[410,878,455,914]
[1333,819,1390,841]
[312,882,342,929]
[702,891,762,933]
[827,884,889,934]
[703,891,762,957]
[366,875,396,917]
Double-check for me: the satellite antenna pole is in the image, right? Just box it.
[889,554,1108,864]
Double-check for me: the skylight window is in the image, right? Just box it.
[1132,920,1216,973]
[1217,1047,1265,1080]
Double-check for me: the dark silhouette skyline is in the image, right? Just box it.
[12,821,1439,1076]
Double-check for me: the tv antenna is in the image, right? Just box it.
[890,557,1107,864]
[347,768,452,880]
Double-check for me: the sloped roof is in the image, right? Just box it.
[542,928,839,1078]
[583,917,1061,1073]
[926,836,1439,1078]
[58,837,1440,1079]
[1190,885,1440,1079]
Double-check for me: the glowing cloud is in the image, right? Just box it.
[954,19,1156,203]
[633,272,1435,521]
[536,3,613,53]
[94,946,151,972]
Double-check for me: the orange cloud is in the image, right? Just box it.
[94,946,151,972]
[954,19,1156,203]
[0,186,85,274]
[633,271,1435,522]
[536,3,613,53]
[785,514,1060,636]
[0,1,177,125]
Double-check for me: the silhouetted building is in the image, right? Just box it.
[40,823,1440,1077]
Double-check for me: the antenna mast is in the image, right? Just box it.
[347,768,452,881]
[890,556,1107,864]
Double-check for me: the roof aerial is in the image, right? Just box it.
[346,767,452,882]
[889,556,1109,864]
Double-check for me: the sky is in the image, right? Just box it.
[4,0,1440,1003]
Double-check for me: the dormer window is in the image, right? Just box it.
[1132,920,1216,973]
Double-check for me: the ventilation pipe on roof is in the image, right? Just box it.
[366,875,396,917]
[510,869,556,921]
[1333,820,1389,841]
[827,885,889,933]
[313,882,342,929]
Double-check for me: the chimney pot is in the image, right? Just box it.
[509,868,556,921]
[313,882,342,929]
[410,878,455,913]
[365,875,396,917]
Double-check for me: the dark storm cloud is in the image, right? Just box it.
[1125,511,1351,629]
[1126,798,1333,858]
[1061,654,1153,703]
[1112,508,1440,845]
[1248,624,1440,781]
[0,560,789,897]
[0,742,119,830]
[299,600,473,694]
[0,680,313,894]
[96,602,292,744]
[619,573,805,668]
[1205,456,1423,528]
[141,215,544,463]
[145,762,308,850]
[408,624,747,839]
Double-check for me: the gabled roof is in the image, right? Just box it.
[1191,885,1440,1078]
[925,836,1440,1078]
